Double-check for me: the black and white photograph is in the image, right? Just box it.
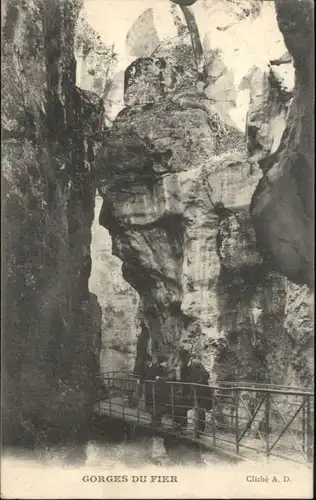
[1,0,314,498]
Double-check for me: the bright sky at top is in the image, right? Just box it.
[83,0,288,129]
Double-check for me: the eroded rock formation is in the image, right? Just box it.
[75,13,118,124]
[96,1,313,387]
[244,61,294,163]
[250,0,314,287]
[2,0,103,446]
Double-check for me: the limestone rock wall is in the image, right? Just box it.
[89,197,140,374]
[81,0,288,128]
[250,0,314,287]
[244,62,294,163]
[2,0,104,446]
[95,46,245,377]
[74,13,118,124]
[96,1,313,387]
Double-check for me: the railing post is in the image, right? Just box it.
[306,395,312,461]
[171,384,175,429]
[193,385,198,438]
[108,378,112,416]
[141,382,145,407]
[235,390,239,454]
[137,380,140,424]
[265,392,270,459]
[211,388,216,446]
[122,379,125,419]
[152,382,156,427]
[302,400,306,454]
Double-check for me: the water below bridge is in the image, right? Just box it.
[1,375,313,498]
[2,438,313,499]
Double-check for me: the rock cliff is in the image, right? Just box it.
[74,13,118,124]
[89,197,140,373]
[250,0,314,287]
[96,0,313,386]
[2,0,103,446]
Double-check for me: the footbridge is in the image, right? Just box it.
[94,371,314,465]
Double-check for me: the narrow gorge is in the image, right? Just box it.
[94,0,314,386]
[2,0,314,458]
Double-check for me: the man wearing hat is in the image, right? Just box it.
[176,347,211,436]
[143,354,168,426]
[134,353,152,405]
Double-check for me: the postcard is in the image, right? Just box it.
[1,0,314,498]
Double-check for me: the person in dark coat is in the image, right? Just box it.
[138,354,152,382]
[143,354,168,426]
[136,353,152,401]
[176,347,212,436]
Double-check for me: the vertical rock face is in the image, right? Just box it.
[250,0,314,287]
[96,36,263,377]
[96,1,313,387]
[89,197,140,374]
[2,0,103,445]
[244,62,294,163]
[74,14,118,124]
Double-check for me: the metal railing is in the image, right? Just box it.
[99,371,314,392]
[96,373,314,465]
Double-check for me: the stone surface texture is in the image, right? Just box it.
[74,13,118,125]
[250,0,314,287]
[2,0,104,446]
[96,0,313,387]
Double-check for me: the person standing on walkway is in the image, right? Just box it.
[136,353,152,402]
[143,354,168,426]
[177,347,211,437]
[155,356,169,426]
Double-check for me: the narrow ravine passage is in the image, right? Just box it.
[89,196,140,374]
[1,0,314,497]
